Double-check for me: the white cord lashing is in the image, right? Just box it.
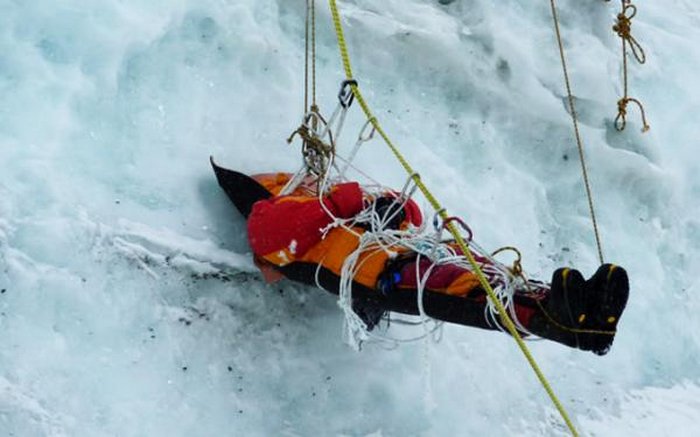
[284,87,538,347]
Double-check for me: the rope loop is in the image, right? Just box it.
[399,172,420,197]
[614,97,650,132]
[611,0,649,133]
[358,117,377,142]
[613,4,646,64]
[491,246,524,277]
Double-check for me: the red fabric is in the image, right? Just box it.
[327,182,364,218]
[247,182,363,260]
[403,198,423,227]
[397,258,537,329]
[515,304,536,329]
[398,259,465,290]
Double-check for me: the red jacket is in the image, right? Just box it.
[246,174,486,299]
[248,182,365,266]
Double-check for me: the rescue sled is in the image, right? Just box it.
[211,157,533,332]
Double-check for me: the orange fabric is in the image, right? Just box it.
[350,248,393,289]
[251,170,392,287]
[260,247,296,266]
[253,173,317,197]
[298,226,391,289]
[254,256,285,283]
[252,173,292,196]
[247,172,478,296]
[275,195,319,204]
[248,181,364,265]
[444,272,480,296]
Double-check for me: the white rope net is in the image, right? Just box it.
[285,83,549,350]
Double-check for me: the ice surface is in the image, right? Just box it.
[1,0,699,435]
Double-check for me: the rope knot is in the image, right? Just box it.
[613,3,646,64]
[612,1,648,133]
[615,97,650,132]
[612,12,631,39]
[287,115,336,177]
[616,97,628,117]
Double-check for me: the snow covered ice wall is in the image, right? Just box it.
[1,0,700,435]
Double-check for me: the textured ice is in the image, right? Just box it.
[1,0,699,435]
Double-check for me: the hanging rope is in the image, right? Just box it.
[304,0,319,112]
[292,0,335,183]
[304,0,310,112]
[327,1,578,435]
[549,0,605,267]
[611,0,649,132]
[311,0,317,109]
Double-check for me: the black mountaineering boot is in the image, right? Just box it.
[528,268,588,351]
[584,264,630,355]
[528,265,629,355]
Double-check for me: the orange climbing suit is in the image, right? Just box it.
[247,173,481,297]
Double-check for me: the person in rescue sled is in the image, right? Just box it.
[213,163,629,356]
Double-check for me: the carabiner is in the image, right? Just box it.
[338,79,358,108]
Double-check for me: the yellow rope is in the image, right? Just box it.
[327,1,579,435]
[549,0,605,266]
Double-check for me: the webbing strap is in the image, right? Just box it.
[327,1,578,435]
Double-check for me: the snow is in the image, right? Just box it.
[1,0,699,435]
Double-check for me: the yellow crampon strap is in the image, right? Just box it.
[327,1,579,435]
